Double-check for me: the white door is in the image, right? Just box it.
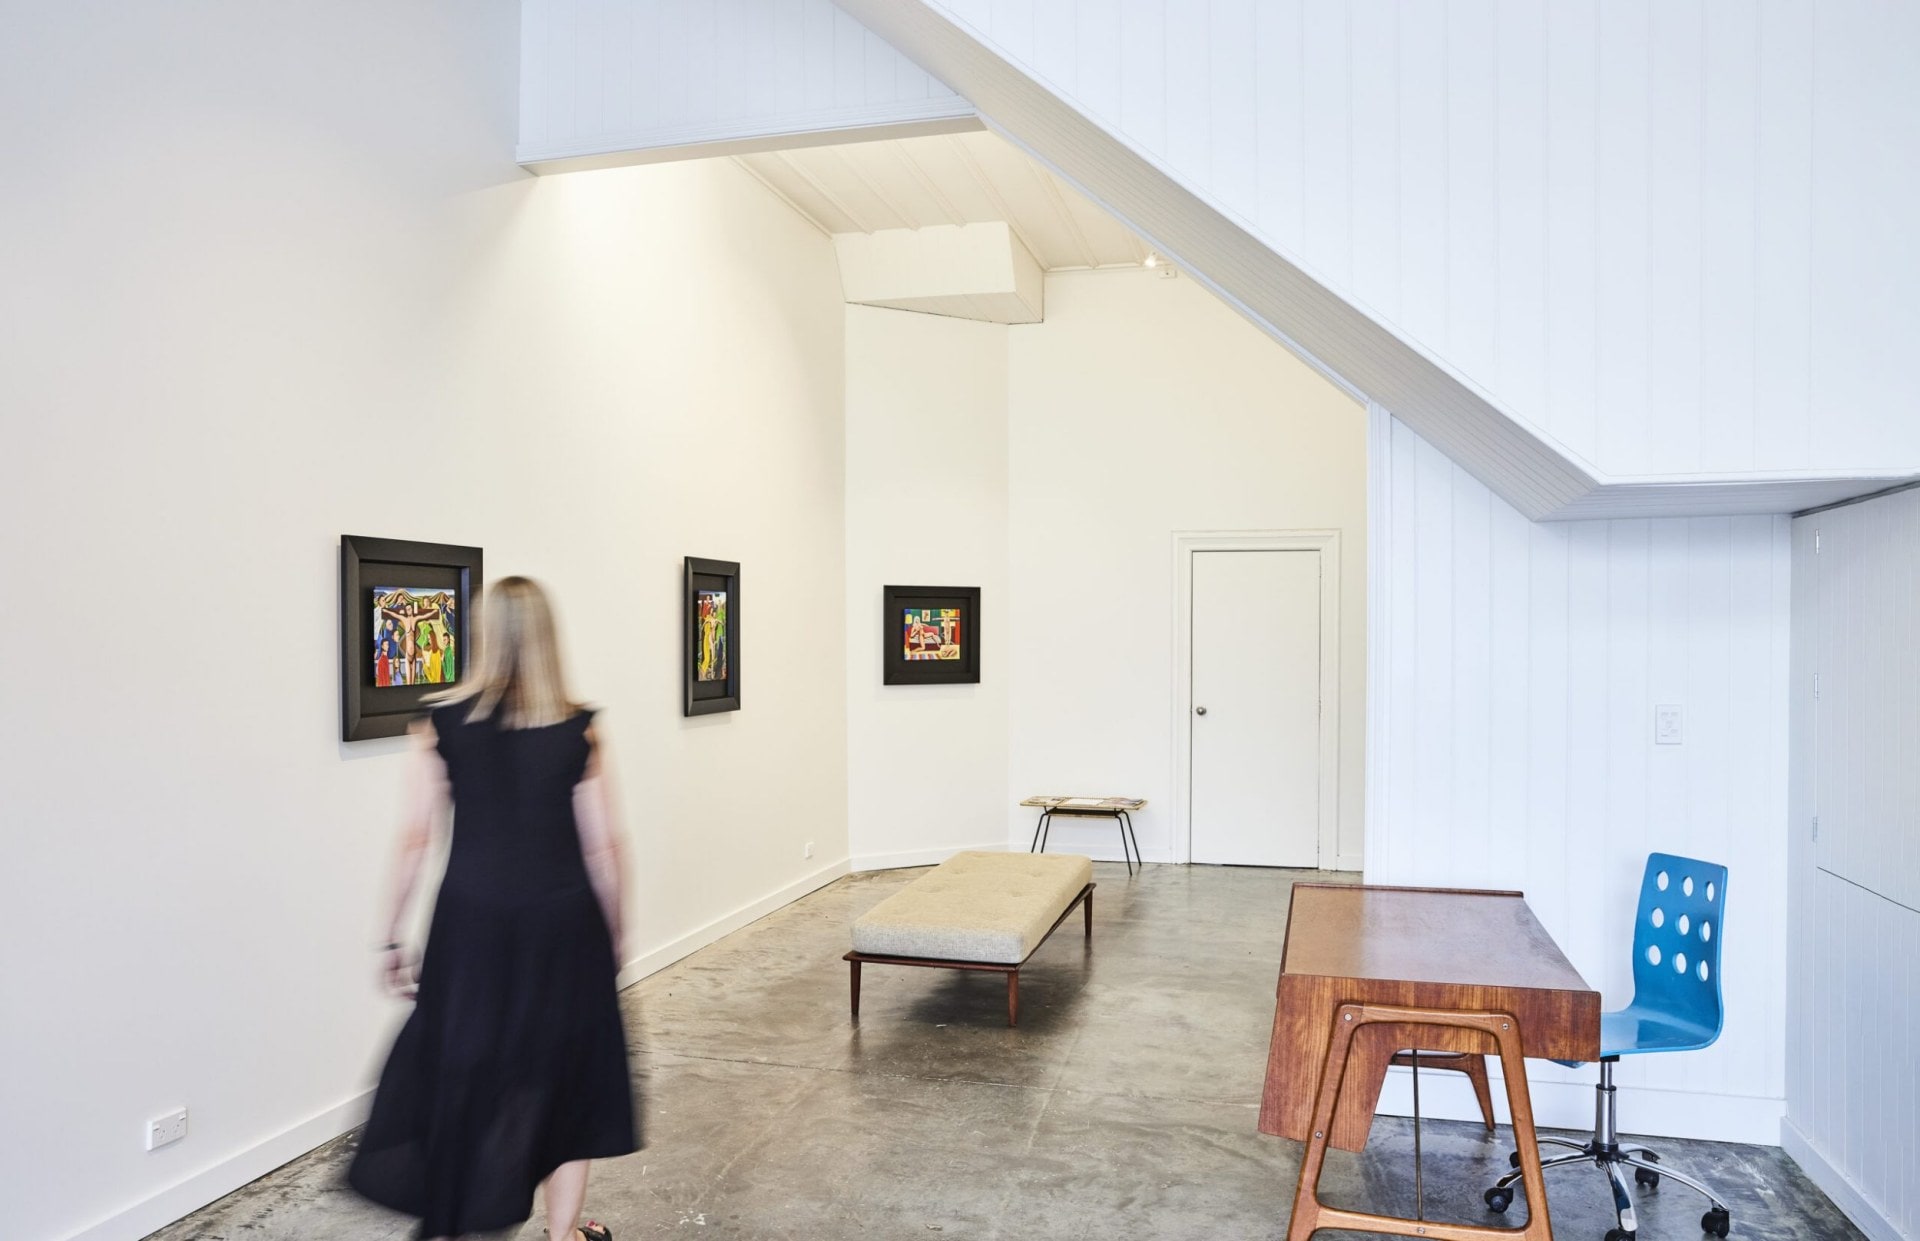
[1189,549,1322,867]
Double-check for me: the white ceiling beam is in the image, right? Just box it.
[835,222,1043,324]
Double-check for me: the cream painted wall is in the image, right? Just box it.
[0,5,848,1239]
[843,307,1009,868]
[1006,269,1368,866]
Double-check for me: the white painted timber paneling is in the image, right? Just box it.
[1369,407,1792,1143]
[832,0,1920,519]
[519,0,978,170]
[841,0,1920,483]
[1787,489,1920,1241]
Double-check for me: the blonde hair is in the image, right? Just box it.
[434,576,579,728]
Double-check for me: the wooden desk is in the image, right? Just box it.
[1261,884,1600,1240]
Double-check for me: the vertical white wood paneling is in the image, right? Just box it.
[1372,413,1793,1141]
[888,0,1920,479]
[1160,0,1209,185]
[1787,486,1920,1241]
[1753,0,1815,471]
[1346,4,1399,323]
[1394,1,1448,354]
[1493,0,1548,426]
[1299,3,1351,292]
[1253,0,1306,258]
[1700,4,1760,474]
[519,0,974,164]
[1541,0,1600,461]
[1593,2,1651,472]
[1444,0,1499,391]
[1203,0,1254,227]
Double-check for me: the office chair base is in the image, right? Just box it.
[1484,1059,1732,1239]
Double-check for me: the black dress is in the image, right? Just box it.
[349,704,638,1237]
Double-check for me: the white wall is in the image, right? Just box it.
[1369,410,1792,1143]
[844,306,1009,868]
[1786,491,1920,1241]
[865,0,1920,482]
[520,0,976,169]
[1005,269,1368,866]
[0,6,849,1239]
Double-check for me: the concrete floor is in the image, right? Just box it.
[152,863,1861,1240]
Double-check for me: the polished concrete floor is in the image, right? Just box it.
[153,863,1860,1240]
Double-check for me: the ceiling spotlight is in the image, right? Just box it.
[1143,252,1160,268]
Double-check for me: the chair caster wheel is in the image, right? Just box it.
[1701,1206,1731,1237]
[1509,1151,1522,1169]
[1484,1187,1513,1214]
[1634,1165,1661,1189]
[1605,1229,1637,1241]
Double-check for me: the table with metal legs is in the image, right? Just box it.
[1020,796,1146,876]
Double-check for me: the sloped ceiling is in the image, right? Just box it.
[830,0,1917,520]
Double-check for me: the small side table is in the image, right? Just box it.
[1020,796,1146,876]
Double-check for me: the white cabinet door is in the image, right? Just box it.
[1189,549,1322,867]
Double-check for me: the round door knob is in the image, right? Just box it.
[1194,706,1208,716]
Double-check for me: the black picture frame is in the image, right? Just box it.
[883,585,982,686]
[685,557,741,715]
[341,534,482,742]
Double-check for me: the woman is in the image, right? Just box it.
[350,576,636,1241]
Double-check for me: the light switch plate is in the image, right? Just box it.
[1655,704,1683,745]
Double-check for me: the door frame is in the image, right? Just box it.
[1171,530,1342,867]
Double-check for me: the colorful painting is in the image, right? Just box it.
[696,589,729,682]
[902,607,963,661]
[372,587,458,687]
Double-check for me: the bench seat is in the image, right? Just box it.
[852,851,1094,964]
[845,851,1095,1026]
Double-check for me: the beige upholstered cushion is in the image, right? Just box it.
[851,851,1094,965]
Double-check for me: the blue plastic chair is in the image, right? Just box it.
[1484,853,1734,1240]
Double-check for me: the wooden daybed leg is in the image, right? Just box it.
[1007,970,1019,1026]
[850,958,861,1020]
[1084,887,1093,939]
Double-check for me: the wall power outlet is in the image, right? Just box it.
[804,840,815,859]
[147,1107,188,1151]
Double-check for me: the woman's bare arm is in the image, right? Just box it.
[379,720,450,994]
[574,725,628,963]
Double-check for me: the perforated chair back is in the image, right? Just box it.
[1627,852,1727,1045]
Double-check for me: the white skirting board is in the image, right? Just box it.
[63,1090,374,1241]
[851,841,1007,872]
[615,857,851,988]
[1372,1064,1785,1147]
[1781,1118,1910,1241]
[69,858,855,1241]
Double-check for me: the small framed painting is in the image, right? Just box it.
[882,585,981,686]
[685,557,741,715]
[341,534,482,741]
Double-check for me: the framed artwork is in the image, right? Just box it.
[685,557,741,715]
[882,585,982,686]
[341,534,482,742]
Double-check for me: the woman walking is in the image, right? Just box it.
[350,576,636,1240]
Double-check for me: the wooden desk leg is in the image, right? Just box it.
[849,958,861,1020]
[1286,1003,1554,1241]
[1007,970,1019,1026]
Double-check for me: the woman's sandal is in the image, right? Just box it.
[578,1224,612,1241]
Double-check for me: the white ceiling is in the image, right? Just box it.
[735,131,1151,272]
